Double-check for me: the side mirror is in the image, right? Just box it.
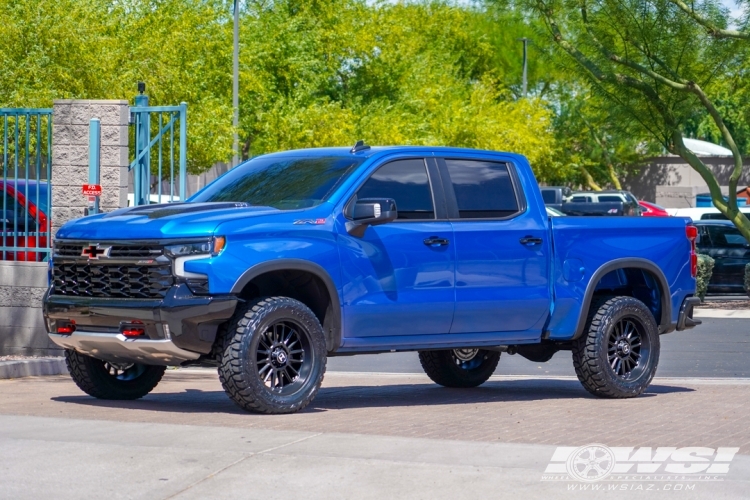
[346,198,397,237]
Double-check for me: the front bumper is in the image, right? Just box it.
[49,331,201,365]
[43,284,238,365]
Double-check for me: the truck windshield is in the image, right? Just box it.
[190,156,365,210]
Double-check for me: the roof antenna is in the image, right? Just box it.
[350,140,371,153]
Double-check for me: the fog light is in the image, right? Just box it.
[120,320,146,337]
[56,320,76,335]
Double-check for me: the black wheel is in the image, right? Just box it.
[64,350,166,400]
[572,296,660,398]
[218,296,327,414]
[418,348,500,388]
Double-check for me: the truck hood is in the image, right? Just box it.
[55,202,281,240]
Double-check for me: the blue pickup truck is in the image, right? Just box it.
[43,144,701,414]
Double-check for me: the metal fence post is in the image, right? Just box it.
[87,118,101,215]
[179,102,187,201]
[135,85,150,206]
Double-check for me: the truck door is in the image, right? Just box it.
[437,158,550,337]
[338,158,456,338]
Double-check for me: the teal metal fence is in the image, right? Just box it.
[0,109,52,262]
[130,88,187,206]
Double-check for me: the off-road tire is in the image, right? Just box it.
[64,350,165,400]
[218,296,327,414]
[572,296,660,398]
[418,349,500,388]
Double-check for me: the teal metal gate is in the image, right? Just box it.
[0,108,52,261]
[130,85,187,206]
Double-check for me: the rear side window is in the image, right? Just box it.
[356,159,435,220]
[443,160,519,219]
[705,225,749,247]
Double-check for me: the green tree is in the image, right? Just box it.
[0,0,234,173]
[527,0,750,237]
[237,0,562,180]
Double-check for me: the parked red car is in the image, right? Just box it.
[639,200,669,217]
[0,180,50,261]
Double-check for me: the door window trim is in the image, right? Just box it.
[435,157,527,222]
[344,157,447,223]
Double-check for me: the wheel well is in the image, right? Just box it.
[236,269,338,351]
[592,267,663,325]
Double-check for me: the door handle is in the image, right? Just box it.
[424,237,450,246]
[519,236,543,245]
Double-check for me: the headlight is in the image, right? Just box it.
[165,236,225,257]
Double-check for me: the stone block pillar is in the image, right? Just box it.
[51,100,129,230]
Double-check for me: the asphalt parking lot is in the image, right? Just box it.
[328,317,750,377]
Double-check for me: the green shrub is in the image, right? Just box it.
[696,254,715,301]
[744,263,750,296]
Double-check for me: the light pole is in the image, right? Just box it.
[232,0,239,166]
[518,37,529,98]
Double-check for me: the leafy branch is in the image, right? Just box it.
[668,0,750,39]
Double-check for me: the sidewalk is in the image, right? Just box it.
[1,370,749,499]
[2,369,749,452]
[4,413,748,500]
[0,357,66,379]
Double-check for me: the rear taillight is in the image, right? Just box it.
[686,225,698,277]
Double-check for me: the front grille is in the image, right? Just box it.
[56,244,83,257]
[52,262,174,299]
[110,245,163,258]
[54,244,163,258]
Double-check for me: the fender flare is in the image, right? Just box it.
[571,258,672,340]
[231,259,343,352]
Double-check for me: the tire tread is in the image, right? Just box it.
[572,296,659,398]
[65,350,165,400]
[218,296,327,414]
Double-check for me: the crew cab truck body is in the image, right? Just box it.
[44,146,700,413]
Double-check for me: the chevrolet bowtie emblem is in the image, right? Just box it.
[81,244,111,260]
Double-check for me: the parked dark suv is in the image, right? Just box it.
[695,220,750,293]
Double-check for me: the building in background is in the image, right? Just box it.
[626,139,750,208]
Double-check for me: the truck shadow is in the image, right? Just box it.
[50,378,694,414]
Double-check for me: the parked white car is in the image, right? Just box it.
[667,207,750,221]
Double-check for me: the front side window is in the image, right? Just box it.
[190,156,365,210]
[444,159,519,219]
[571,195,591,203]
[356,159,435,220]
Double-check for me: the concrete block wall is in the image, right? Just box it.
[51,100,129,229]
[0,100,131,357]
[0,262,59,356]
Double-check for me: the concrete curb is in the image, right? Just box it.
[0,358,68,380]
[694,308,750,318]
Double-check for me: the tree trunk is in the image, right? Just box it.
[607,164,622,190]
[579,165,602,191]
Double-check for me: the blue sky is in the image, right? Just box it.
[721,0,744,18]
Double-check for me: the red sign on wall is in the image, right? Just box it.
[82,184,102,196]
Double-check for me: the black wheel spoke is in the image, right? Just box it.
[253,320,313,394]
[604,317,649,378]
[283,328,294,344]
